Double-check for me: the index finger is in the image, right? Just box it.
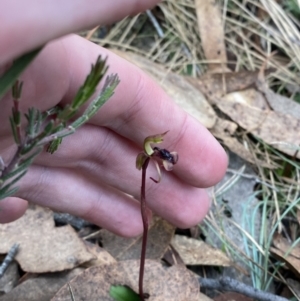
[60,35,228,187]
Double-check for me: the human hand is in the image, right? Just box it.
[0,0,228,236]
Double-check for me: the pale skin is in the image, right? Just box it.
[0,0,228,237]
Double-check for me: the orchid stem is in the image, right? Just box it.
[139,156,150,301]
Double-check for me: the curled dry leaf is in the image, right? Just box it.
[171,235,231,266]
[52,259,200,301]
[0,205,94,273]
[112,49,216,129]
[100,216,175,260]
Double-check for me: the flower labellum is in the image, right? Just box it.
[136,132,178,182]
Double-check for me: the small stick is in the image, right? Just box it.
[0,243,19,278]
[199,276,289,301]
[68,283,76,301]
[146,10,164,38]
[86,26,99,40]
[53,213,92,230]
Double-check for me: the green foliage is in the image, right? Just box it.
[0,54,120,200]
[109,285,140,301]
[284,0,300,18]
[293,93,300,104]
[0,48,42,99]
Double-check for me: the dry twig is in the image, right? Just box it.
[199,276,289,301]
[0,243,19,278]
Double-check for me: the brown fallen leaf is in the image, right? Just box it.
[100,216,175,260]
[271,233,300,277]
[81,241,116,268]
[0,205,94,273]
[218,92,300,159]
[187,70,274,101]
[224,88,268,110]
[264,89,300,119]
[256,68,300,119]
[52,259,200,301]
[112,49,217,128]
[0,268,83,301]
[211,117,273,167]
[195,0,227,72]
[162,244,185,266]
[171,235,231,266]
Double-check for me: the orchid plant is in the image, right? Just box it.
[136,131,178,300]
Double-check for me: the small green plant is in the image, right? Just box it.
[0,53,120,200]
[109,285,140,301]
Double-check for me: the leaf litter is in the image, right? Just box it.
[0,205,94,273]
[171,235,231,267]
[51,260,200,301]
[99,215,175,261]
[1,0,300,300]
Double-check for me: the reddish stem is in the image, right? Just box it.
[139,156,150,301]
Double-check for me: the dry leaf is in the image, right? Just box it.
[171,235,231,266]
[224,89,268,110]
[210,117,272,167]
[0,205,94,273]
[188,70,273,102]
[256,71,300,119]
[162,244,185,266]
[81,241,116,268]
[264,89,300,119]
[52,260,200,301]
[211,96,274,167]
[113,49,216,128]
[189,69,300,159]
[100,216,175,260]
[0,268,83,301]
[195,0,227,72]
[271,233,300,277]
[218,92,300,159]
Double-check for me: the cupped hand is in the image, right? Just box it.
[0,0,228,236]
